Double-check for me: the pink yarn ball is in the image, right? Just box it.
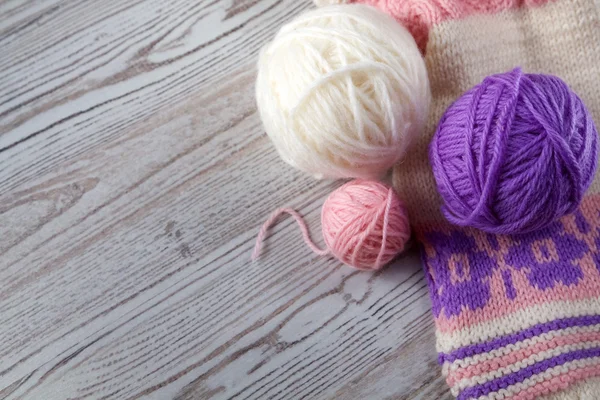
[252,180,410,271]
[321,180,410,270]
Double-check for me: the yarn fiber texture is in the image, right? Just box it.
[430,68,598,235]
[252,180,410,271]
[256,4,430,180]
[321,180,410,270]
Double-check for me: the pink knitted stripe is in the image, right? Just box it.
[446,331,600,386]
[343,0,552,51]
[507,363,600,400]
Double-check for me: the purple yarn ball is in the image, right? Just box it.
[430,68,598,234]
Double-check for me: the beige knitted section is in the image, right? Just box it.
[392,0,600,228]
[542,377,600,399]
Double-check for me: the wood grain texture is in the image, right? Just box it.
[0,0,450,398]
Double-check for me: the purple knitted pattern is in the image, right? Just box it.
[429,68,598,234]
[420,195,600,398]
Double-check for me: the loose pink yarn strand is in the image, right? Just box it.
[251,208,329,260]
[374,188,394,269]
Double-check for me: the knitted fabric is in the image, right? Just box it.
[389,0,600,398]
[313,0,550,51]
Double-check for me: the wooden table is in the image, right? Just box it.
[0,1,451,398]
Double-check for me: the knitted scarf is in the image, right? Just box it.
[315,0,600,398]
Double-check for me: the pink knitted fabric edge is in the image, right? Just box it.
[315,0,551,51]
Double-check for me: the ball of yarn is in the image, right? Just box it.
[256,4,430,180]
[430,68,599,234]
[252,180,410,271]
[322,180,410,270]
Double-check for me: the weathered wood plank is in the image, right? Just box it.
[0,1,447,398]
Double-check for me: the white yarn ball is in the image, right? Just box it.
[256,4,430,180]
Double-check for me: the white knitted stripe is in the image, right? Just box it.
[476,357,600,400]
[541,377,600,400]
[437,299,600,353]
[450,341,600,396]
[443,324,600,372]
